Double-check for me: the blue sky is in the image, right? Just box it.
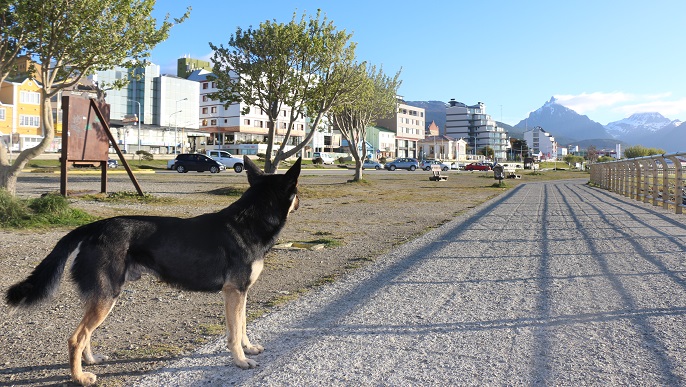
[150,0,686,126]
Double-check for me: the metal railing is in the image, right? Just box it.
[589,152,686,214]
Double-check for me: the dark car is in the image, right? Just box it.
[464,162,492,171]
[384,157,419,171]
[172,153,226,173]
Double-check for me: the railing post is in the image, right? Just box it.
[667,155,684,214]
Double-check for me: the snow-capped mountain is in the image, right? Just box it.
[605,112,678,139]
[514,97,611,143]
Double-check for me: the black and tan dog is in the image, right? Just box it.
[5,156,301,386]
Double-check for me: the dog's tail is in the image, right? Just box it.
[5,231,83,307]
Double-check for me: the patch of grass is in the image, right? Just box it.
[307,238,343,248]
[265,290,305,307]
[313,231,333,236]
[0,190,97,228]
[113,343,184,359]
[208,187,246,196]
[83,191,168,203]
[196,323,224,336]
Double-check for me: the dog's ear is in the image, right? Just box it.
[244,155,263,185]
[285,157,301,182]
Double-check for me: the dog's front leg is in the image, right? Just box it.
[222,285,257,369]
[241,295,264,355]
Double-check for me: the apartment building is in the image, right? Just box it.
[523,125,557,161]
[187,69,307,156]
[375,98,425,158]
[0,77,46,151]
[445,99,509,161]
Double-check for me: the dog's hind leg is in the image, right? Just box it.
[82,300,116,365]
[68,299,116,386]
[222,286,257,369]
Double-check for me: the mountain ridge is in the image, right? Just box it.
[405,98,685,152]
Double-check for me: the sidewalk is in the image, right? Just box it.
[137,179,686,386]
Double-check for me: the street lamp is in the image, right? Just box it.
[127,99,141,152]
[175,98,188,154]
[170,110,181,154]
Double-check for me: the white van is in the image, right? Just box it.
[206,150,244,173]
[312,152,335,165]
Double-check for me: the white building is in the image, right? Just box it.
[187,69,308,156]
[523,126,557,161]
[88,63,201,154]
[375,98,425,158]
[445,100,509,161]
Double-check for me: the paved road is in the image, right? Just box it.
[137,179,686,386]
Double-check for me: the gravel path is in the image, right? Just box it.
[136,180,686,386]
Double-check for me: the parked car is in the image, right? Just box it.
[384,157,419,171]
[362,160,383,170]
[171,153,226,173]
[312,152,335,165]
[440,162,454,171]
[206,150,244,173]
[420,160,442,171]
[107,159,118,168]
[464,162,492,171]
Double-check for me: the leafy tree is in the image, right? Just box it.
[479,146,494,159]
[0,0,32,84]
[510,138,528,160]
[0,0,189,195]
[329,64,401,181]
[563,154,584,167]
[623,145,665,159]
[209,10,362,173]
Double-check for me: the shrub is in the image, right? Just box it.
[136,150,154,161]
[0,189,30,227]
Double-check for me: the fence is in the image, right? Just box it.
[589,152,686,215]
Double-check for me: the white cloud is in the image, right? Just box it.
[613,98,686,117]
[553,92,635,113]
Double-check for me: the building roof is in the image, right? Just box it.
[422,134,461,142]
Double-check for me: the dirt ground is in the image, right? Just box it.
[0,167,580,386]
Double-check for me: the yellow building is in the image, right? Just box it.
[0,77,49,151]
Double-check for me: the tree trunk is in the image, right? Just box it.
[0,165,18,196]
[0,95,55,196]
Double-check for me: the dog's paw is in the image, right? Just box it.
[74,371,97,386]
[233,357,258,369]
[243,344,264,355]
[83,353,109,365]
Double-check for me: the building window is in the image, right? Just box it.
[254,120,263,128]
[19,115,40,127]
[20,91,40,105]
[202,107,208,114]
[210,119,217,126]
[202,82,209,89]
[0,108,5,120]
[244,119,250,125]
[201,119,207,126]
[281,122,287,129]
[211,82,216,88]
[210,106,217,114]
[202,95,208,102]
[282,110,287,117]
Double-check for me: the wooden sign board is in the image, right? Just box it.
[61,95,110,162]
